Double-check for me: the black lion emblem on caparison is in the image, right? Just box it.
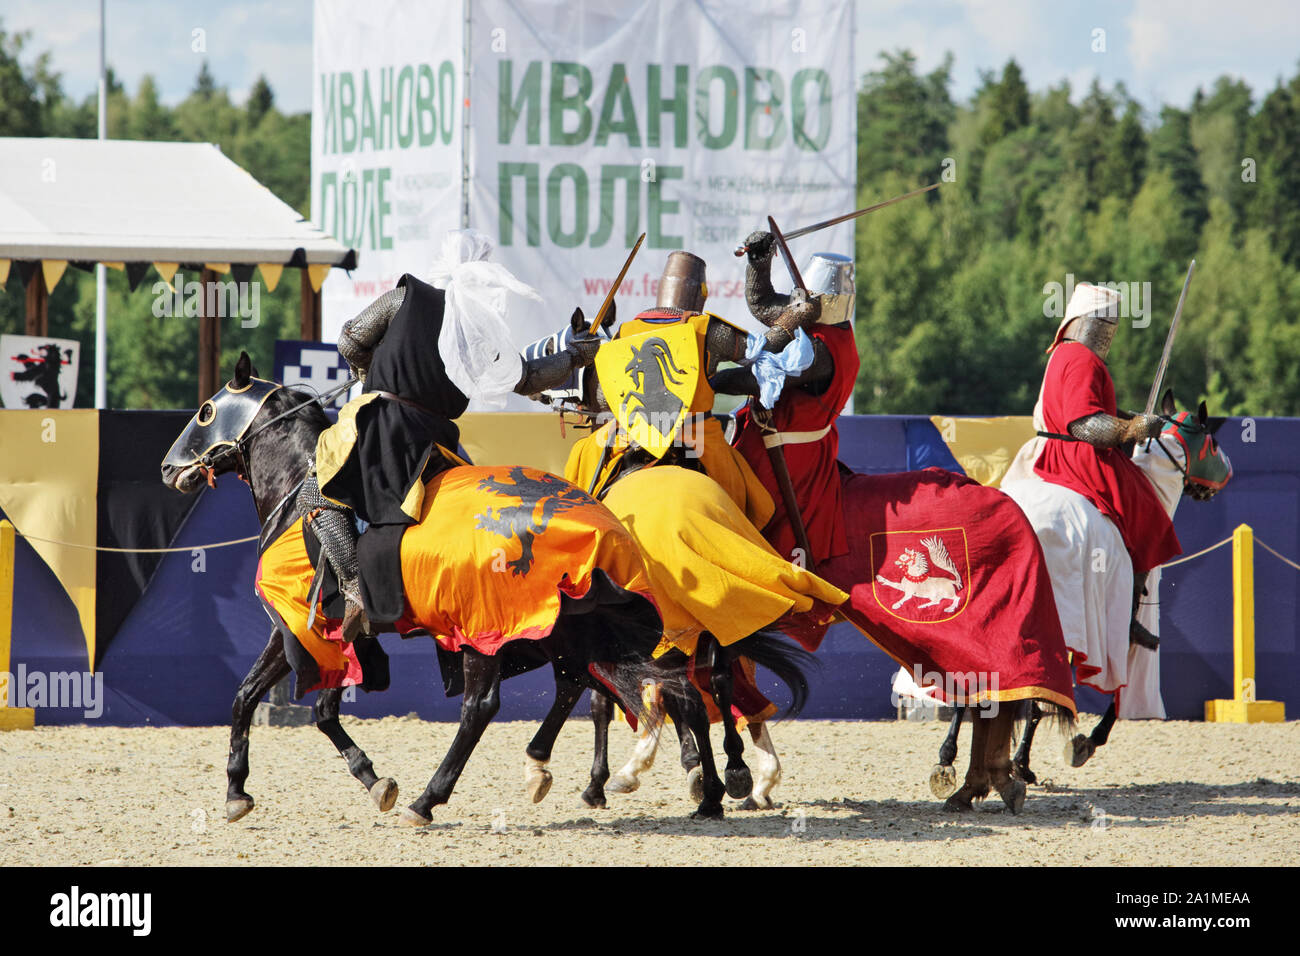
[475,467,594,575]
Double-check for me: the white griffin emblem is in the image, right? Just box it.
[875,536,964,612]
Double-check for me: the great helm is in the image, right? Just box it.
[803,253,855,326]
[1050,282,1121,359]
[654,251,708,313]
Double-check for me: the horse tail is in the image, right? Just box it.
[732,630,819,719]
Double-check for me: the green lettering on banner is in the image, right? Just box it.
[319,171,338,234]
[647,64,688,148]
[439,61,457,145]
[339,71,357,154]
[360,70,377,151]
[648,164,683,248]
[595,63,641,147]
[499,60,542,145]
[417,64,437,147]
[378,66,395,150]
[377,166,393,249]
[500,161,540,246]
[550,62,593,145]
[589,164,640,248]
[695,66,737,149]
[790,68,831,151]
[320,73,337,154]
[745,67,785,150]
[547,163,589,248]
[396,65,415,148]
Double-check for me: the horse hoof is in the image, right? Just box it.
[929,764,959,799]
[724,766,753,800]
[605,773,639,794]
[526,768,553,804]
[686,766,705,803]
[691,801,724,820]
[398,806,432,827]
[942,794,973,813]
[1067,734,1096,768]
[369,777,399,812]
[998,779,1027,815]
[225,798,254,823]
[1012,762,1038,785]
[580,788,607,809]
[740,795,774,811]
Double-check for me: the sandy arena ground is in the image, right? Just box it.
[1,714,1297,866]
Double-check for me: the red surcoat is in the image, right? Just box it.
[1033,342,1181,574]
[732,323,859,563]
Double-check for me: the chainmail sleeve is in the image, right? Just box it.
[1067,412,1164,447]
[338,287,406,377]
[742,232,790,325]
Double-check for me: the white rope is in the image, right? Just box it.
[12,532,257,553]
[1256,537,1300,573]
[1159,535,1232,569]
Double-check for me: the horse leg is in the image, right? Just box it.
[400,650,502,826]
[740,722,782,810]
[606,688,665,795]
[580,689,616,808]
[313,686,398,812]
[985,705,1026,814]
[522,665,584,804]
[665,687,725,818]
[1011,701,1043,784]
[226,628,291,823]
[929,704,964,798]
[706,638,752,799]
[943,703,991,812]
[1070,700,1117,767]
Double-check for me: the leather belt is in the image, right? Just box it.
[761,423,832,448]
[372,390,437,419]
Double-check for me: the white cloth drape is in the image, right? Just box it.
[429,230,542,409]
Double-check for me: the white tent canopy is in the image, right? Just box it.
[0,137,354,267]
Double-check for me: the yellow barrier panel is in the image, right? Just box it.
[0,520,35,730]
[1205,524,1285,723]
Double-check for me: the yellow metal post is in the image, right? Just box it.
[1206,524,1285,722]
[0,520,36,730]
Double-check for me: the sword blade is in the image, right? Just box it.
[1144,259,1196,415]
[768,216,805,292]
[735,183,941,256]
[593,232,645,332]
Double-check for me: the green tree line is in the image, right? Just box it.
[3,20,1300,416]
[854,51,1300,418]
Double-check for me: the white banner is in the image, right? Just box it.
[311,0,465,343]
[1,334,80,409]
[471,0,856,343]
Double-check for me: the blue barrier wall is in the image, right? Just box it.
[5,414,1296,725]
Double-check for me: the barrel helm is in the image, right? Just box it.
[803,252,855,325]
[520,314,616,407]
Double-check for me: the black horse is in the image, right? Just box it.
[162,352,734,823]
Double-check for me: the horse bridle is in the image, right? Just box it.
[1146,413,1219,501]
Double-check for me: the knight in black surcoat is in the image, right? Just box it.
[300,232,600,639]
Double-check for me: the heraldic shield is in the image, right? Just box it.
[594,324,701,459]
[869,527,972,623]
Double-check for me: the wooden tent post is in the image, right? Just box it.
[198,267,221,403]
[24,270,48,336]
[300,267,322,341]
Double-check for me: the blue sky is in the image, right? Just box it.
[4,1,1299,116]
